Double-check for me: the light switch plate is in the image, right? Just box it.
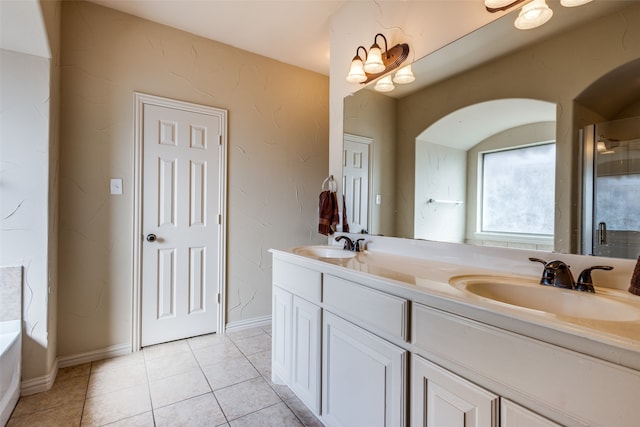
[110,178,123,195]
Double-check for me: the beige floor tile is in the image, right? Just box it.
[81,384,151,426]
[285,396,324,427]
[261,325,272,336]
[102,411,155,427]
[143,339,191,362]
[11,374,88,417]
[246,349,272,377]
[86,364,148,397]
[148,369,211,409]
[145,350,199,382]
[233,333,272,356]
[56,363,91,381]
[192,341,243,367]
[154,392,227,427]
[187,333,232,350]
[226,327,268,341]
[201,355,260,390]
[7,399,84,427]
[229,402,303,427]
[91,352,145,375]
[214,377,281,421]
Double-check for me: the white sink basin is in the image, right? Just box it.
[293,246,357,259]
[449,275,640,322]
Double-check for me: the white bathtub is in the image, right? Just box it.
[0,320,21,427]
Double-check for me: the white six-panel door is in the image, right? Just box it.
[136,95,226,348]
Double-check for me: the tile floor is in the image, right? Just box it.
[7,325,324,426]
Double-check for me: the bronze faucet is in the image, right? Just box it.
[529,258,613,293]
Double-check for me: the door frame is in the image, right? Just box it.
[131,92,227,351]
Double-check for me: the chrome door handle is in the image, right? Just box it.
[146,233,157,242]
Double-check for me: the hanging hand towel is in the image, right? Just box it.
[318,190,337,235]
[342,194,350,233]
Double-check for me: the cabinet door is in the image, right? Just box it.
[411,355,498,427]
[501,399,561,427]
[271,285,292,384]
[322,311,407,427]
[291,296,321,414]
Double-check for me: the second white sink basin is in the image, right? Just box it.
[450,275,640,322]
[293,246,357,259]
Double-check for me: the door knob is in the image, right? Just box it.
[146,233,157,242]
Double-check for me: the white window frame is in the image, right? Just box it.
[475,140,555,246]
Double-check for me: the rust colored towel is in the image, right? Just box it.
[319,190,339,235]
[629,256,640,296]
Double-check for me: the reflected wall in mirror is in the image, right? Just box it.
[342,1,640,256]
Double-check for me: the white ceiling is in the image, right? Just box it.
[88,0,346,75]
[0,0,50,58]
[418,99,557,150]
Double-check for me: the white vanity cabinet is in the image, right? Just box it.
[271,251,640,427]
[500,399,561,427]
[411,355,498,427]
[271,260,322,413]
[322,311,407,427]
[290,295,322,413]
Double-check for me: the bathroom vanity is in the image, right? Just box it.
[270,237,640,427]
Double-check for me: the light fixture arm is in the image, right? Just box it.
[372,33,388,57]
[354,45,367,62]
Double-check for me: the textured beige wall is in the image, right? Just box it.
[395,4,640,251]
[58,1,328,357]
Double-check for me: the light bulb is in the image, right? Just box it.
[346,57,367,83]
[393,65,415,84]
[514,0,553,30]
[374,75,395,92]
[560,0,592,6]
[364,43,385,74]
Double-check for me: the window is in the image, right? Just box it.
[480,143,555,236]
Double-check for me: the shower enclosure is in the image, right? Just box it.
[582,116,640,259]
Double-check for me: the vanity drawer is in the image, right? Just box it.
[273,260,321,303]
[323,274,409,341]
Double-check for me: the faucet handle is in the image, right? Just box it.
[354,238,366,252]
[576,265,614,293]
[529,257,554,286]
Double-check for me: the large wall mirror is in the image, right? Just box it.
[343,1,640,258]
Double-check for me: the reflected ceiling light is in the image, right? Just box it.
[486,0,593,30]
[484,0,529,12]
[393,65,415,84]
[374,75,395,92]
[514,0,553,30]
[560,0,593,6]
[345,33,410,86]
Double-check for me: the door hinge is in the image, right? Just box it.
[218,214,222,224]
[217,135,222,146]
[217,293,221,304]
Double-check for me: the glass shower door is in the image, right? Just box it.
[589,117,640,259]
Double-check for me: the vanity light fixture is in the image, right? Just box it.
[485,0,593,30]
[345,33,410,86]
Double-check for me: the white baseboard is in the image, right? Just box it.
[21,359,58,396]
[225,315,271,333]
[57,343,131,369]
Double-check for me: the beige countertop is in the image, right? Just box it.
[270,246,640,371]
